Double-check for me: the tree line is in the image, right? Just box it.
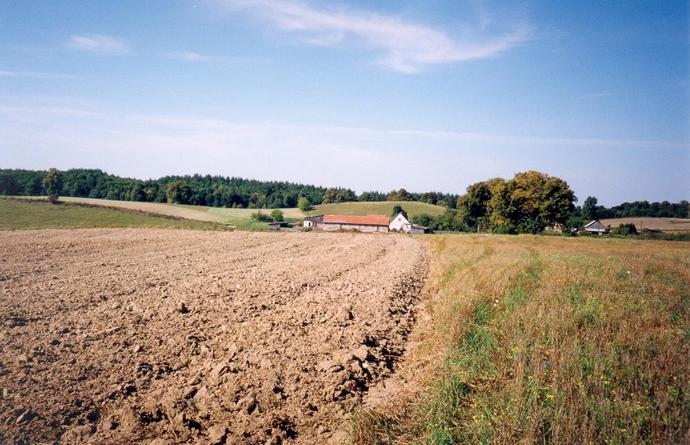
[576,196,689,220]
[0,168,457,209]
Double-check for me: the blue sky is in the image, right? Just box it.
[0,0,688,205]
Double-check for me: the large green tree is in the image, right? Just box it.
[42,168,64,204]
[457,178,506,231]
[489,171,575,233]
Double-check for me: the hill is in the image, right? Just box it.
[599,217,690,233]
[309,201,446,218]
[12,197,304,230]
[9,196,447,229]
[0,198,222,230]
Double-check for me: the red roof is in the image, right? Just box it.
[323,214,390,226]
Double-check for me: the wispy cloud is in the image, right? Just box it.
[0,105,103,118]
[65,34,130,55]
[2,107,687,202]
[0,69,77,80]
[163,51,217,63]
[212,0,532,73]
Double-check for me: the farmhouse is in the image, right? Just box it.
[320,214,390,232]
[389,212,413,232]
[389,212,431,234]
[584,219,607,235]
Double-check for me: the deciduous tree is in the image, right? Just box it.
[42,168,64,204]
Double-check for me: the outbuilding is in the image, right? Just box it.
[584,219,607,235]
[321,214,390,232]
[268,221,290,230]
[302,215,323,228]
[411,225,431,234]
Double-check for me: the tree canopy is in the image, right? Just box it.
[42,168,64,203]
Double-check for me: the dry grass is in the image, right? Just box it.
[350,235,690,444]
[599,217,690,233]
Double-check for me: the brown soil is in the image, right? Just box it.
[0,229,426,444]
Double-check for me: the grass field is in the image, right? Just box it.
[310,201,446,218]
[177,204,305,229]
[600,217,690,233]
[0,198,223,230]
[351,234,690,444]
[8,196,447,228]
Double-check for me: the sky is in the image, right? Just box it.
[0,0,688,205]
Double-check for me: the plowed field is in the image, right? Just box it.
[0,229,426,444]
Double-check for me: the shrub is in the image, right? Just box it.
[270,209,284,222]
[251,211,272,222]
[611,223,637,236]
[297,197,312,211]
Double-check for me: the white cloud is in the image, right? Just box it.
[212,0,532,73]
[164,51,217,63]
[65,34,130,55]
[0,70,77,79]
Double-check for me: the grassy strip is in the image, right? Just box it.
[350,235,690,444]
[0,198,225,230]
[309,201,446,218]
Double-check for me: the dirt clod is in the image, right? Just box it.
[207,424,228,444]
[177,302,190,314]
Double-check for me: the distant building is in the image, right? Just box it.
[268,221,290,230]
[584,219,607,235]
[411,225,431,234]
[320,214,390,232]
[389,212,413,232]
[303,215,323,228]
[389,212,431,234]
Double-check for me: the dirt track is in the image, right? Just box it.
[0,229,426,444]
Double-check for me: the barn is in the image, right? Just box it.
[584,219,607,235]
[320,214,390,232]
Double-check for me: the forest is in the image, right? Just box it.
[0,168,457,209]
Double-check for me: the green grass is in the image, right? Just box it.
[175,204,304,229]
[8,197,446,229]
[0,198,224,230]
[309,201,446,218]
[177,204,305,220]
[350,235,690,445]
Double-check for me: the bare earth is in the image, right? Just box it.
[0,229,426,444]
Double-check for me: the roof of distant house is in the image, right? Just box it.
[584,220,607,231]
[323,214,390,226]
